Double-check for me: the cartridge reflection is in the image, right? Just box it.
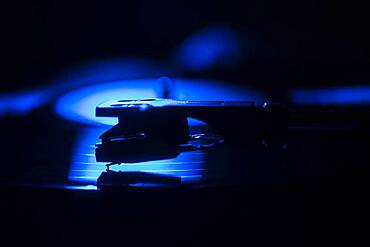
[69,121,207,189]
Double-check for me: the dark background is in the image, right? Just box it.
[1,1,370,245]
[1,0,370,94]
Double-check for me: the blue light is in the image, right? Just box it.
[54,80,158,125]
[139,104,150,111]
[54,78,265,126]
[0,57,174,117]
[0,90,49,116]
[50,57,176,90]
[291,85,370,105]
[174,25,241,71]
[64,185,97,190]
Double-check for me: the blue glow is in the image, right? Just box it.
[0,58,174,117]
[54,78,265,126]
[55,80,157,125]
[64,185,97,190]
[291,85,370,105]
[50,57,176,90]
[174,25,241,70]
[69,128,205,186]
[0,90,49,116]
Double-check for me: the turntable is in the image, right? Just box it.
[93,98,370,189]
[93,99,287,188]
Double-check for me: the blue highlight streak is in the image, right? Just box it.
[291,86,370,105]
[0,57,173,117]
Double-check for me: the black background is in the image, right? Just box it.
[1,1,370,245]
